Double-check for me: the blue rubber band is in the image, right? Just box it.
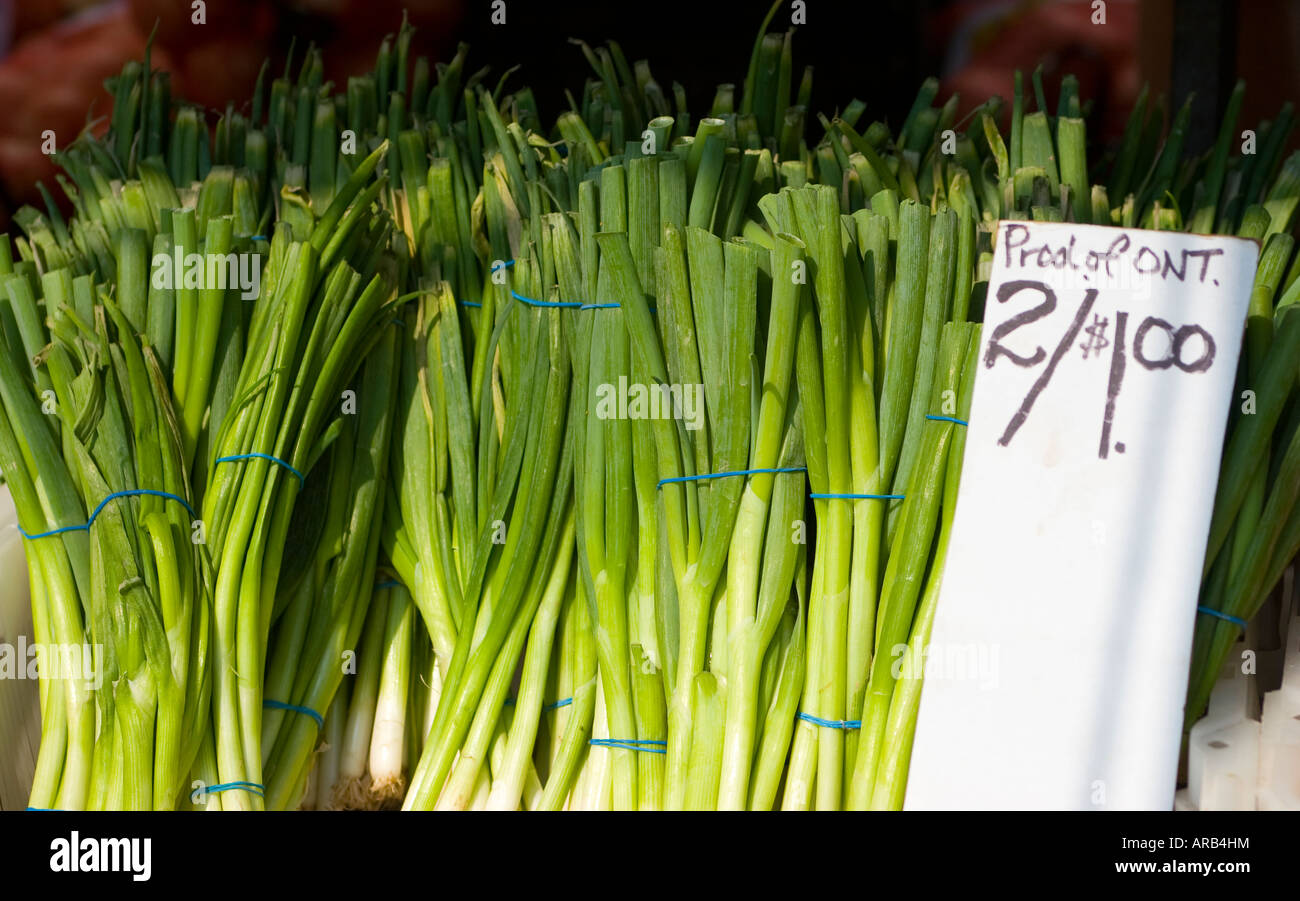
[657,466,807,489]
[18,489,197,541]
[926,414,969,426]
[575,301,658,312]
[490,260,517,272]
[809,492,905,501]
[203,781,265,798]
[1197,606,1247,628]
[215,453,305,488]
[503,696,572,710]
[375,579,401,590]
[797,712,861,730]
[510,288,584,309]
[26,807,57,811]
[495,259,652,311]
[263,699,324,730]
[589,738,667,754]
[460,300,482,308]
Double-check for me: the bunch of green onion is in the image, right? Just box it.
[3,2,1299,811]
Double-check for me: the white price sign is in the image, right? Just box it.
[906,221,1259,810]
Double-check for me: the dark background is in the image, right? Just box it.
[444,0,927,123]
[1,0,1298,227]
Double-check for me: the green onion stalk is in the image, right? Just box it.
[385,287,464,678]
[421,198,595,806]
[200,143,408,809]
[304,687,350,809]
[0,250,211,811]
[754,184,855,810]
[865,322,980,810]
[624,221,760,809]
[713,232,804,809]
[401,259,574,808]
[367,580,416,805]
[331,584,387,808]
[535,559,599,810]
[845,325,967,809]
[389,144,569,808]
[258,327,402,810]
[571,224,641,808]
[484,524,577,810]
[301,575,422,810]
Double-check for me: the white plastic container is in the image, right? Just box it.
[1258,609,1300,810]
[0,483,39,810]
[1181,566,1299,810]
[1186,663,1261,810]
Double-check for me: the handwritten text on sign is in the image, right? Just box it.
[991,223,1233,458]
[907,222,1258,810]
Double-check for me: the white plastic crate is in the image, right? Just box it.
[1177,566,1299,810]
